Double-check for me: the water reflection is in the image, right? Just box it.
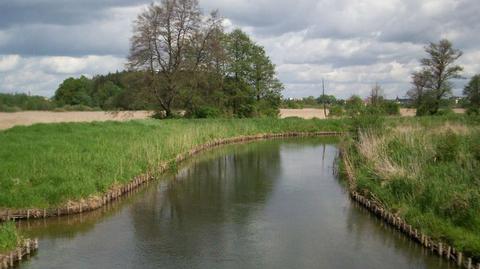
[18,138,456,269]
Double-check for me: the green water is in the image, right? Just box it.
[18,138,455,268]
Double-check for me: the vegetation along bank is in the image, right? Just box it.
[342,115,480,263]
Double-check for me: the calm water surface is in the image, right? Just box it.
[18,138,455,269]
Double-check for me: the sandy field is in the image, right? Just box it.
[0,111,153,130]
[280,108,466,119]
[279,108,329,119]
[0,108,467,130]
[399,108,466,117]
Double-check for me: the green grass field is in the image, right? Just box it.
[0,118,347,209]
[344,115,480,258]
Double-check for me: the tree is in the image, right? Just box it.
[128,0,218,117]
[464,74,480,114]
[369,83,384,107]
[345,95,364,116]
[54,76,93,106]
[317,94,336,105]
[408,39,463,115]
[223,29,283,117]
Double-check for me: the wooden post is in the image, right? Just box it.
[446,246,451,259]
[9,253,13,267]
[27,209,30,219]
[467,258,472,269]
[17,248,22,261]
[438,243,443,256]
[26,240,30,255]
[43,209,46,218]
[458,252,463,267]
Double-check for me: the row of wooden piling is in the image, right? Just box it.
[0,131,343,222]
[0,239,38,269]
[341,151,479,269]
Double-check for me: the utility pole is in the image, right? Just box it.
[322,79,327,118]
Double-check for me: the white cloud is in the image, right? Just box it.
[0,55,125,96]
[0,0,479,98]
[0,55,20,71]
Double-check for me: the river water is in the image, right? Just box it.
[18,138,455,269]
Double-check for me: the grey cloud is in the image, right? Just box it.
[0,0,150,27]
[0,0,479,98]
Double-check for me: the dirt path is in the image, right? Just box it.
[0,111,153,130]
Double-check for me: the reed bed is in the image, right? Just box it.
[344,117,480,259]
[0,118,346,209]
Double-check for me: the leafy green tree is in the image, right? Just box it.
[224,29,282,117]
[345,95,364,116]
[408,39,463,115]
[54,76,93,106]
[317,95,336,105]
[464,74,480,114]
[95,81,123,109]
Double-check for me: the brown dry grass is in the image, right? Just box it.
[0,111,153,130]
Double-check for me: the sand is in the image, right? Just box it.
[279,108,329,119]
[0,111,153,130]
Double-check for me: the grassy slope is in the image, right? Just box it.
[344,115,480,258]
[0,222,18,252]
[0,118,347,208]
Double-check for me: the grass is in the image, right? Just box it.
[3,114,480,259]
[0,222,18,252]
[343,115,480,259]
[0,118,347,209]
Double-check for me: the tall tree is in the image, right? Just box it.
[464,74,480,114]
[409,39,463,115]
[224,29,282,117]
[128,0,206,117]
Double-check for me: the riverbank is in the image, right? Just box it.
[342,115,480,261]
[0,222,38,268]
[0,118,347,209]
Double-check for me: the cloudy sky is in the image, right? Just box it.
[0,0,479,98]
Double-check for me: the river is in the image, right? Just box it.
[17,138,455,268]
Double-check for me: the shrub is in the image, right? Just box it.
[192,106,222,118]
[328,105,344,117]
[435,130,460,162]
[383,101,400,115]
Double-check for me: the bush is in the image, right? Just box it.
[436,108,455,116]
[328,105,344,117]
[467,107,480,115]
[383,101,400,115]
[0,104,21,112]
[435,130,460,162]
[192,106,222,118]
